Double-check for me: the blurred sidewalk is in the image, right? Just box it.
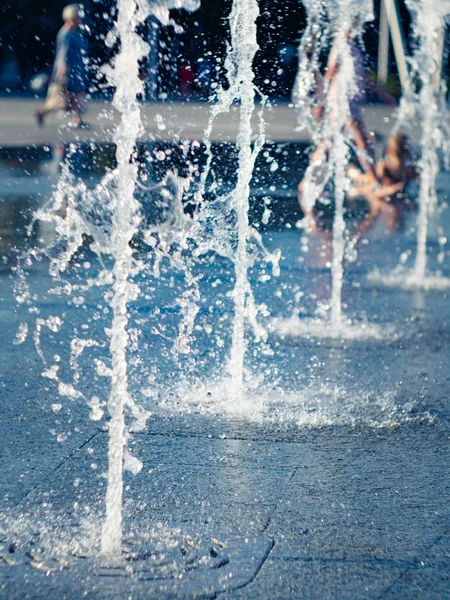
[0,98,405,147]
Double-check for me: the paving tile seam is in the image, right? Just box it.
[14,428,103,507]
[262,469,298,536]
[145,462,296,472]
[213,538,275,599]
[133,430,322,444]
[266,556,449,568]
[143,425,441,445]
[376,529,450,598]
[135,430,324,445]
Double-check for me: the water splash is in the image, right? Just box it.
[149,0,200,26]
[294,0,374,328]
[196,0,279,403]
[368,266,450,291]
[13,0,201,558]
[98,0,152,556]
[271,314,394,341]
[157,378,429,430]
[397,1,450,284]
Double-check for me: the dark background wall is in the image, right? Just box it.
[0,0,415,98]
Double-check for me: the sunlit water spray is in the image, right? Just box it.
[382,1,450,290]
[195,0,279,404]
[14,0,200,558]
[9,0,441,567]
[292,0,377,336]
[407,0,450,284]
[369,1,450,291]
[98,0,152,557]
[88,0,200,556]
[227,0,265,400]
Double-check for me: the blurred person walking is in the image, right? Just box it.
[36,4,89,128]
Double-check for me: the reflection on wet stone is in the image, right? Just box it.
[1,0,450,598]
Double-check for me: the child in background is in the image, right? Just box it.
[299,134,417,235]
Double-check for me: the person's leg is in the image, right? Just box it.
[298,142,329,207]
[36,84,67,126]
[66,92,83,127]
[350,192,381,236]
[347,113,378,181]
[380,201,401,233]
[36,106,45,127]
[36,102,55,126]
[298,145,331,233]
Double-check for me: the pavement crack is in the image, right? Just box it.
[214,537,275,598]
[19,428,102,503]
[377,529,450,599]
[262,467,297,534]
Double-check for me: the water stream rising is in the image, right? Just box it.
[227,0,265,400]
[14,0,201,558]
[195,0,278,403]
[99,0,151,557]
[294,0,374,329]
[102,0,201,557]
[402,1,450,283]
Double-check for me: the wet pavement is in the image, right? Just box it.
[1,219,450,598]
[0,107,450,598]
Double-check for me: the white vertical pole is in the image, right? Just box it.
[384,0,409,90]
[378,0,390,84]
[433,23,445,90]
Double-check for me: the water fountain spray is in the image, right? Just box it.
[100,0,201,557]
[294,0,374,329]
[401,0,450,284]
[194,0,278,402]
[98,0,152,557]
[292,1,328,145]
[13,0,201,558]
[227,0,265,399]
